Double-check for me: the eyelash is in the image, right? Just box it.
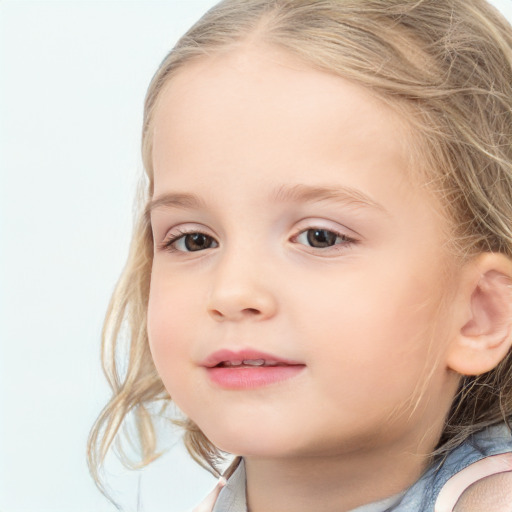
[159,227,357,254]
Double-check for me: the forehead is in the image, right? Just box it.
[150,45,415,189]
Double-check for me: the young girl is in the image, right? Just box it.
[88,1,512,511]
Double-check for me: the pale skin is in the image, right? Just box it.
[147,44,512,512]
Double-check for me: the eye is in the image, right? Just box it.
[294,228,355,249]
[162,230,219,252]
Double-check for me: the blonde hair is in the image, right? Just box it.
[88,0,512,490]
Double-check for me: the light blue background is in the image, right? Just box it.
[1,1,511,511]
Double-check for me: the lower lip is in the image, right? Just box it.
[206,365,305,389]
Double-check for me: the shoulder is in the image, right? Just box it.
[453,471,512,512]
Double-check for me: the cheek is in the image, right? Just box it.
[296,259,448,402]
[147,269,198,391]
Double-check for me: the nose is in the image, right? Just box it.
[207,252,278,322]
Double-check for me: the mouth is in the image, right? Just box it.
[202,349,304,369]
[201,349,305,389]
[215,359,293,368]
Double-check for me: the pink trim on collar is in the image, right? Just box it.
[434,452,512,512]
[192,477,226,512]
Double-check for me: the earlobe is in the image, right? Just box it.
[447,253,512,376]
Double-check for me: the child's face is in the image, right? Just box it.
[147,46,461,459]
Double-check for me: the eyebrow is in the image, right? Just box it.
[146,192,207,217]
[270,184,388,213]
[146,184,388,216]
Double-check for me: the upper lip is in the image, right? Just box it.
[201,349,304,368]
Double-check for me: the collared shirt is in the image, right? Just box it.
[212,459,405,512]
[193,423,512,512]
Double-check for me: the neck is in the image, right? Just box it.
[244,430,439,512]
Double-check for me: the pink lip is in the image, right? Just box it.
[201,349,306,389]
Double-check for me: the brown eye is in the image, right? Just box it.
[184,233,215,251]
[293,227,356,253]
[164,231,219,252]
[305,229,339,248]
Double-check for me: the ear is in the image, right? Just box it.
[446,253,512,376]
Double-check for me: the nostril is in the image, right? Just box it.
[208,307,260,321]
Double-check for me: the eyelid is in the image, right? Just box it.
[292,217,360,237]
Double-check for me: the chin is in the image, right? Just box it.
[202,423,324,460]
[197,420,295,458]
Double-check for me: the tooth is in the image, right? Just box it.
[242,359,265,366]
[265,360,278,366]
[226,360,242,367]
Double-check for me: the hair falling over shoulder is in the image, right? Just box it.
[88,0,512,494]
